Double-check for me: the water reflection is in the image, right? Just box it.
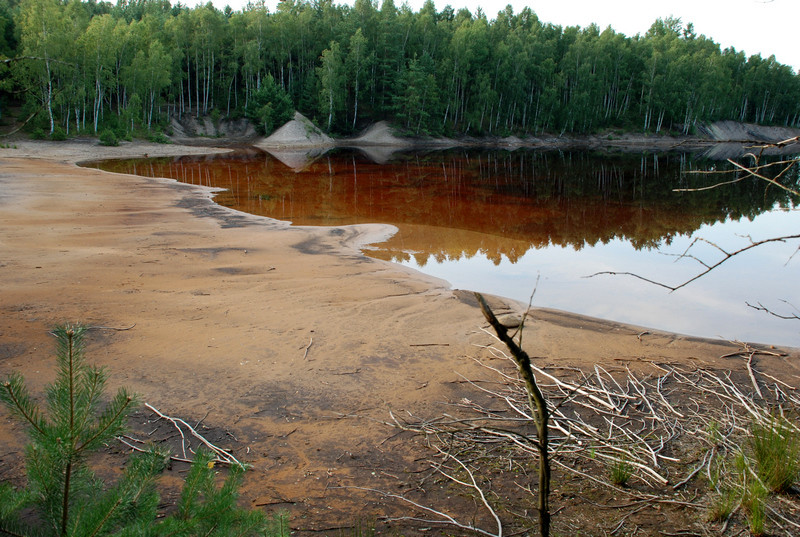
[85,148,800,346]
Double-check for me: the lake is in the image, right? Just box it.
[86,147,800,347]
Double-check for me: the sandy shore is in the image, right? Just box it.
[1,140,798,533]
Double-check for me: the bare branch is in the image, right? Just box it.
[746,300,800,321]
[589,233,800,292]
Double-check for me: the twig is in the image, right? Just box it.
[338,486,501,537]
[302,337,313,360]
[87,323,137,331]
[746,354,763,399]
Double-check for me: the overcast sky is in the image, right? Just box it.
[182,0,800,73]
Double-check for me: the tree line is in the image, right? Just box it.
[1,0,799,139]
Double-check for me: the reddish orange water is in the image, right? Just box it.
[85,147,800,346]
[89,148,734,264]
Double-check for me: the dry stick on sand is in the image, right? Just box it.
[302,337,313,360]
[136,403,245,468]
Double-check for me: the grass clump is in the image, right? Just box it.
[609,456,634,486]
[0,323,287,537]
[707,486,738,523]
[748,415,799,493]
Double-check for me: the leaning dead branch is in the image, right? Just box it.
[342,485,503,537]
[475,292,551,537]
[588,233,800,292]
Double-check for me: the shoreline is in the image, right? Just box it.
[1,140,798,533]
[3,138,797,352]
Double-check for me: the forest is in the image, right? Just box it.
[1,0,799,139]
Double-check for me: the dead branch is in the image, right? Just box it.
[475,292,551,537]
[338,486,502,537]
[143,403,245,468]
[588,233,800,292]
[747,300,800,321]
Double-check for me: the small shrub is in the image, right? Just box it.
[50,126,67,141]
[148,132,171,144]
[707,487,738,523]
[210,108,221,126]
[741,478,767,537]
[30,128,45,140]
[99,129,119,146]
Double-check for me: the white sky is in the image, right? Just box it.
[184,0,800,72]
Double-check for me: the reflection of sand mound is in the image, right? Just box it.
[349,121,412,146]
[263,146,330,171]
[256,112,333,148]
[354,145,406,164]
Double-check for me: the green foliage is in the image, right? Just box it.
[609,456,634,486]
[707,486,738,523]
[748,415,799,493]
[3,1,800,136]
[737,447,769,537]
[742,481,767,537]
[0,324,289,537]
[317,41,345,132]
[148,132,171,144]
[702,414,799,534]
[99,129,119,146]
[50,126,66,140]
[244,74,293,135]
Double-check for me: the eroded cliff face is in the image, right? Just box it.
[170,115,258,141]
[697,120,800,143]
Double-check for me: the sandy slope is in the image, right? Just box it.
[1,140,798,533]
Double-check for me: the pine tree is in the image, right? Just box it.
[0,324,287,537]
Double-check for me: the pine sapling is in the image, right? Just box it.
[0,324,289,537]
[0,324,166,537]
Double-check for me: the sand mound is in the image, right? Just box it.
[256,112,332,148]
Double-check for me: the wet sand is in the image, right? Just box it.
[1,140,798,533]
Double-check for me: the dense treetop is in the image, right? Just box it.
[1,0,798,138]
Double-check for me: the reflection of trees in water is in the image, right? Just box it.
[87,149,798,264]
[373,150,799,264]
